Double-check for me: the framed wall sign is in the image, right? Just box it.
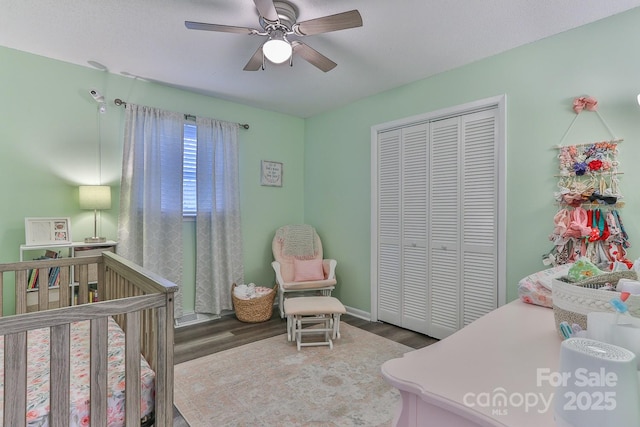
[25,217,72,246]
[261,160,283,187]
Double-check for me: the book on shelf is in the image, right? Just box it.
[27,250,61,290]
[48,266,60,288]
[27,268,38,289]
[89,289,99,303]
[44,250,59,259]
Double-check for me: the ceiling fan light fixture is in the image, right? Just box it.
[263,33,292,64]
[185,1,363,72]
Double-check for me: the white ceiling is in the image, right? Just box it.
[2,0,640,117]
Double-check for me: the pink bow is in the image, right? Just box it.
[573,96,598,114]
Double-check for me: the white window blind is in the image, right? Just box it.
[183,123,197,215]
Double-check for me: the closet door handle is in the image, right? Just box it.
[441,245,447,250]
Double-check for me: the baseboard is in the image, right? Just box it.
[278,301,371,321]
[344,305,371,321]
[176,304,370,327]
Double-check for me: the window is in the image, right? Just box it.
[183,124,197,216]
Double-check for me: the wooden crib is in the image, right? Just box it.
[0,251,177,426]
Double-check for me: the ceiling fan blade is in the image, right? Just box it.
[185,21,256,35]
[294,10,362,36]
[292,41,337,72]
[254,0,279,22]
[243,45,264,71]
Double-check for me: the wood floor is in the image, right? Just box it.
[172,309,439,426]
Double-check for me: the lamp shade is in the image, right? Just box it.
[79,185,111,210]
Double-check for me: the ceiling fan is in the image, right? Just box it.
[185,0,363,72]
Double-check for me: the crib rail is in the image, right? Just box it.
[0,252,177,427]
[0,255,102,315]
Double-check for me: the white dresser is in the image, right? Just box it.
[381,301,559,427]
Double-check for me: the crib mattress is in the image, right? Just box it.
[0,317,155,426]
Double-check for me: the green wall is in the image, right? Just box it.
[3,7,640,318]
[304,8,640,311]
[0,46,304,314]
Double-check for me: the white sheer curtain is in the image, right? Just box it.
[194,117,244,315]
[117,104,184,318]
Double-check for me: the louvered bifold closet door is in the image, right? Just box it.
[400,124,429,333]
[461,110,498,325]
[428,117,461,339]
[377,129,402,325]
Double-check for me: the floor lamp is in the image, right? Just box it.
[79,185,111,243]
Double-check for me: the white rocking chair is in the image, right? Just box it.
[271,225,337,318]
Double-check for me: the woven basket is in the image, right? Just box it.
[552,271,640,336]
[231,283,278,323]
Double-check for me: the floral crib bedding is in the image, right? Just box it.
[0,317,155,427]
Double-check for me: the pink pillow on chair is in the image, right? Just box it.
[293,259,325,281]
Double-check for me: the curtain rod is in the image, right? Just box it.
[113,98,250,129]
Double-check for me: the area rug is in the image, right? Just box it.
[174,323,412,427]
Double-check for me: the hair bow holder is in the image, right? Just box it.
[545,96,629,267]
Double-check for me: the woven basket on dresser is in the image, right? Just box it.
[552,271,640,336]
[231,283,278,323]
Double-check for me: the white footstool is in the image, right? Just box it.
[284,296,346,350]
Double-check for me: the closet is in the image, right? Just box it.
[372,98,506,339]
